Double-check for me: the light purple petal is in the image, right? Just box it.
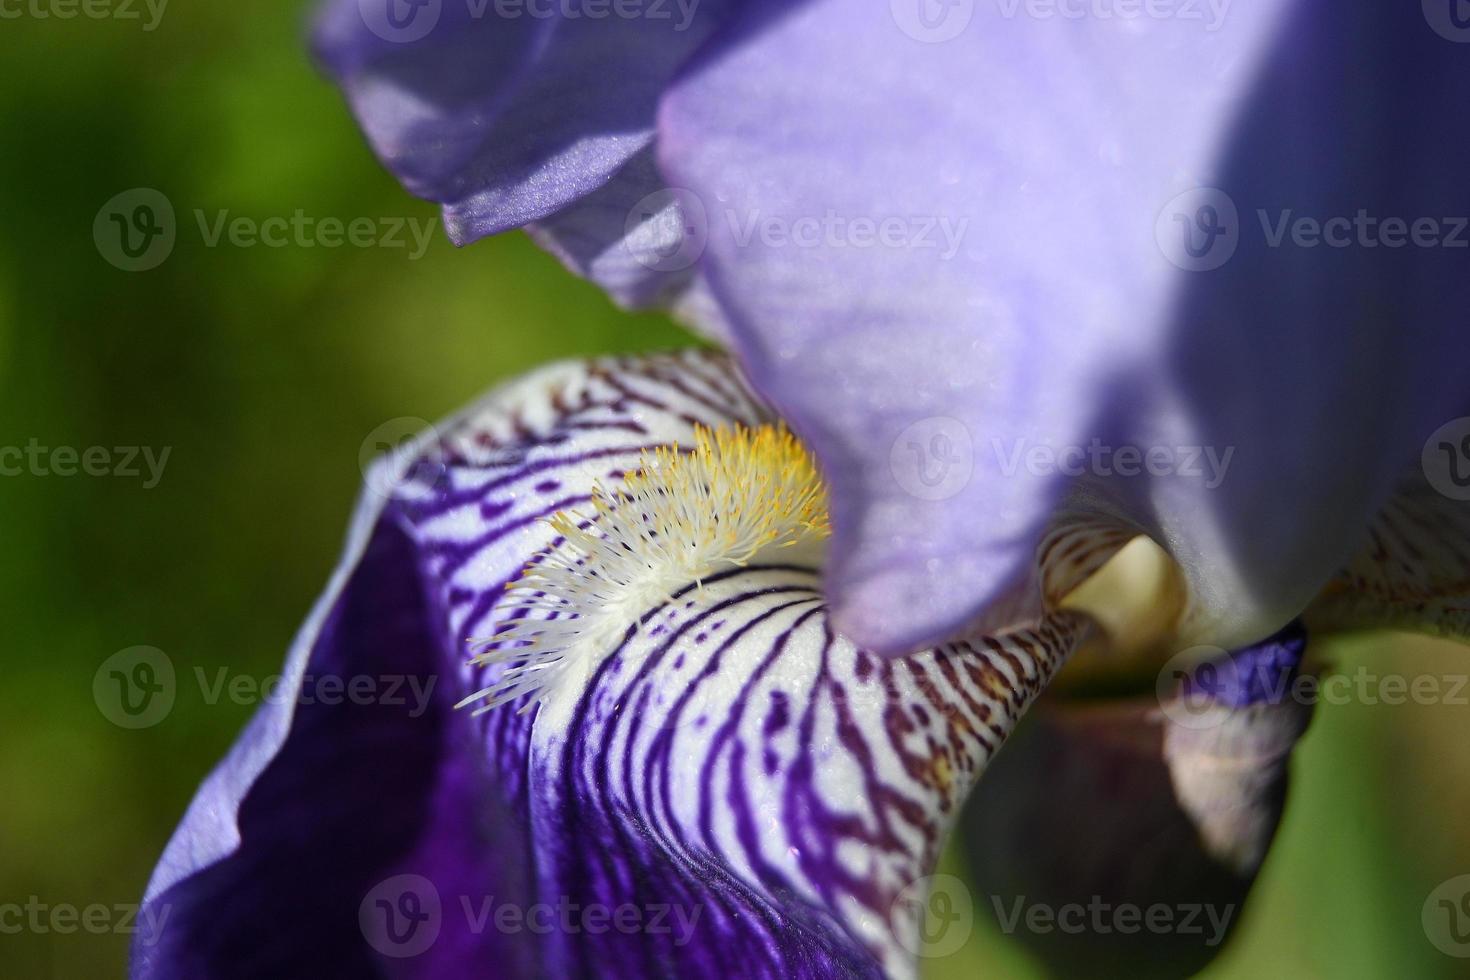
[310,0,739,242]
[657,1,1470,654]
[527,147,732,341]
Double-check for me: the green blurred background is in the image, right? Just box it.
[1,4,1467,977]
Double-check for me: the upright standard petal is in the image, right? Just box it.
[310,0,741,242]
[657,0,1470,654]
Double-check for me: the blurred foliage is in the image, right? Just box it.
[0,5,1466,978]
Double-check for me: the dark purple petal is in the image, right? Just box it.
[133,507,536,979]
[388,351,1090,974]
[963,630,1313,976]
[310,0,740,242]
[656,1,1470,655]
[141,352,1093,978]
[1178,621,1306,710]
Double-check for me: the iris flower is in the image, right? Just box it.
[136,3,1470,978]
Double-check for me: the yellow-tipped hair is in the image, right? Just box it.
[457,424,829,714]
